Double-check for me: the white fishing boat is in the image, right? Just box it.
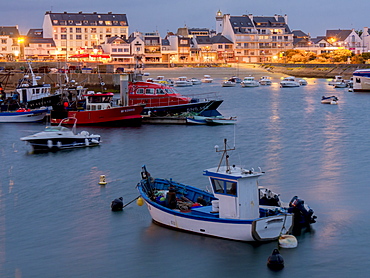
[190,78,202,85]
[280,76,300,87]
[222,78,237,87]
[137,139,317,242]
[20,117,101,152]
[0,107,49,123]
[328,75,345,86]
[259,76,272,85]
[201,75,213,83]
[241,76,260,87]
[298,78,308,86]
[353,69,370,92]
[334,81,347,88]
[174,77,193,87]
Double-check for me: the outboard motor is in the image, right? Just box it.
[111,197,124,211]
[289,196,317,235]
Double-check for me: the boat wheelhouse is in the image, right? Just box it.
[128,81,223,116]
[353,69,370,92]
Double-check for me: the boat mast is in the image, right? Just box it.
[216,138,235,173]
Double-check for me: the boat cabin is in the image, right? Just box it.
[128,81,191,107]
[203,165,263,220]
[16,84,51,103]
[79,92,114,111]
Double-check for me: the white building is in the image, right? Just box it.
[42,11,129,59]
[216,11,294,63]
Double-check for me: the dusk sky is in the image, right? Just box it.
[1,0,368,38]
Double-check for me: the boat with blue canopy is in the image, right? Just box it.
[137,139,316,242]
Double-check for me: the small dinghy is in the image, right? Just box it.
[321,96,338,104]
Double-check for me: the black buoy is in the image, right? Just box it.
[267,249,284,270]
[111,197,124,211]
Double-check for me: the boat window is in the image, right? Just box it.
[156,89,165,95]
[145,88,155,95]
[226,182,237,196]
[211,178,224,193]
[136,88,144,94]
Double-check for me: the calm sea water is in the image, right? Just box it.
[1,76,370,278]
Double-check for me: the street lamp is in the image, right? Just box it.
[17,37,24,60]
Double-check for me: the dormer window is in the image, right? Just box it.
[68,20,73,24]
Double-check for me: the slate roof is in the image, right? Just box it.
[106,36,128,44]
[229,15,291,34]
[210,34,233,44]
[326,30,352,41]
[45,11,128,26]
[292,30,308,38]
[0,26,19,37]
[27,29,43,38]
[27,38,56,47]
[195,36,212,44]
[311,36,328,44]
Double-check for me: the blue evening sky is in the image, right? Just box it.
[1,0,368,37]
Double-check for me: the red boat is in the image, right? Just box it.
[50,92,144,126]
[128,81,223,116]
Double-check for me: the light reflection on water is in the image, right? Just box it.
[1,77,370,277]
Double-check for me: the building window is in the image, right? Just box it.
[218,45,223,49]
[69,28,73,33]
[68,20,73,24]
[91,28,96,33]
[85,34,88,40]
[112,48,117,52]
[53,20,58,24]
[61,34,67,40]
[98,21,103,25]
[120,21,127,26]
[76,35,82,40]
[54,34,58,39]
[76,28,82,33]
[118,48,123,52]
[70,34,73,40]
[105,21,112,25]
[124,48,129,52]
[61,27,67,33]
[106,28,112,33]
[1,39,6,44]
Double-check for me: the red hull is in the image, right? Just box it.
[51,105,144,125]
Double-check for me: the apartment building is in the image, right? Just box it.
[0,26,20,60]
[42,11,129,59]
[216,11,293,62]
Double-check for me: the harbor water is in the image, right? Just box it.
[1,75,370,277]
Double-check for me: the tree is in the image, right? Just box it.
[330,49,353,63]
